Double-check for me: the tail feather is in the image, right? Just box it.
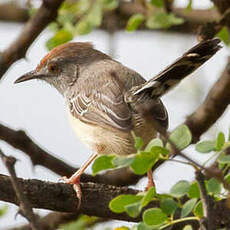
[132,38,222,98]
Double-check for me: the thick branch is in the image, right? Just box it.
[0,174,154,222]
[0,0,64,81]
[185,57,230,142]
[0,3,29,22]
[1,174,230,227]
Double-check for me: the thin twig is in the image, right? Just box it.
[0,149,41,230]
[195,170,215,230]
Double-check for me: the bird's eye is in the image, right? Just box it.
[48,63,59,74]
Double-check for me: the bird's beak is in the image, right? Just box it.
[14,71,44,84]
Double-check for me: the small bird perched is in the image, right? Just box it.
[15,38,221,201]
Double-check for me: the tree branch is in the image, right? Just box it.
[102,4,219,33]
[0,1,219,34]
[0,150,40,230]
[198,8,230,41]
[0,0,64,81]
[0,174,155,222]
[1,174,230,228]
[195,171,215,230]
[185,57,230,143]
[0,3,29,22]
[7,212,80,230]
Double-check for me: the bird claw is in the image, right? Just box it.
[59,176,82,209]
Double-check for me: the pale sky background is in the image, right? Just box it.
[0,0,229,228]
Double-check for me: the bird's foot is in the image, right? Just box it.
[60,175,82,208]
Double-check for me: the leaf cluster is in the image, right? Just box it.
[94,126,230,230]
[44,0,185,50]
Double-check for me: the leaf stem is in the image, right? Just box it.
[159,216,199,229]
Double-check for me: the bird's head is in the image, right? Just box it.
[15,42,110,94]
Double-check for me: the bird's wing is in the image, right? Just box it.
[131,38,221,98]
[69,72,133,131]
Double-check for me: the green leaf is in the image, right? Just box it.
[109,195,143,213]
[141,187,156,208]
[102,0,119,10]
[125,202,141,218]
[181,198,197,218]
[206,178,221,195]
[224,173,230,184]
[183,225,193,230]
[186,0,192,12]
[46,29,73,50]
[218,154,230,164]
[143,208,167,226]
[169,125,192,150]
[195,141,216,153]
[0,206,8,217]
[87,2,103,27]
[126,14,145,32]
[92,155,115,175]
[170,180,190,198]
[132,132,144,150]
[137,222,158,230]
[188,182,200,198]
[151,146,169,156]
[193,200,203,218]
[113,155,135,168]
[160,198,178,215]
[145,138,163,152]
[146,12,184,30]
[75,19,93,35]
[151,0,163,7]
[216,132,225,151]
[114,227,130,230]
[76,0,90,14]
[131,151,159,175]
[217,26,230,45]
[61,215,98,230]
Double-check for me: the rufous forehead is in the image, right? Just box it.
[36,42,93,71]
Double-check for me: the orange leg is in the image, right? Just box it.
[145,169,155,191]
[61,153,98,207]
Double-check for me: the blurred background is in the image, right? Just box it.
[0,0,229,228]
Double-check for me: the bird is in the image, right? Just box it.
[15,38,221,202]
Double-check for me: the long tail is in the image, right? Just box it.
[132,38,222,98]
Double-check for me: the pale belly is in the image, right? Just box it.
[68,112,135,155]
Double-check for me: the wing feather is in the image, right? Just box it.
[69,72,133,131]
